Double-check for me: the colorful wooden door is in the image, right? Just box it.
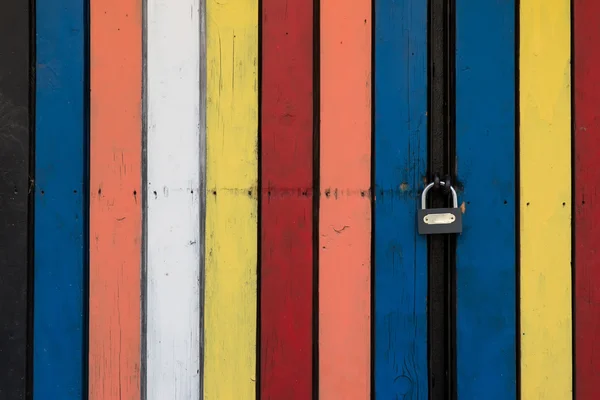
[0,0,595,399]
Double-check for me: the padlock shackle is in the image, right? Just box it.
[421,182,458,209]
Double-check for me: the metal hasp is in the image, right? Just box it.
[418,181,463,235]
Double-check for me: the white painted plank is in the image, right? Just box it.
[146,0,202,397]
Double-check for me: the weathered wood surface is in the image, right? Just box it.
[373,0,428,398]
[455,0,517,397]
[204,0,259,398]
[89,0,143,396]
[319,0,371,398]
[260,0,314,398]
[574,0,600,397]
[34,0,86,397]
[520,0,572,398]
[146,0,202,397]
[0,0,31,397]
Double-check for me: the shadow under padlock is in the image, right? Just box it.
[417,181,463,235]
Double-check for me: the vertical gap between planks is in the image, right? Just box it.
[569,0,575,396]
[514,0,521,398]
[446,0,457,397]
[83,0,91,393]
[140,0,148,394]
[256,0,262,394]
[199,0,207,396]
[369,0,376,394]
[312,0,321,396]
[27,0,36,394]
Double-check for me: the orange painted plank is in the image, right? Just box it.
[89,0,142,397]
[319,0,371,398]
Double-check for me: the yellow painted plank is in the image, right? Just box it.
[520,1,572,398]
[204,0,258,399]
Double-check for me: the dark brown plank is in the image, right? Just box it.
[0,0,32,397]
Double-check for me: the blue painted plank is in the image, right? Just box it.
[34,0,86,397]
[455,0,516,398]
[374,0,428,398]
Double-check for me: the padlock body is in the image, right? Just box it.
[417,207,462,235]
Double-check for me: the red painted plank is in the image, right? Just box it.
[575,1,600,397]
[260,0,314,398]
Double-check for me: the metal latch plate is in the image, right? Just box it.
[417,208,462,235]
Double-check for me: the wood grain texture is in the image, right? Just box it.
[0,0,31,397]
[520,0,572,398]
[574,1,600,397]
[373,0,428,398]
[260,0,313,398]
[146,0,201,398]
[204,0,258,398]
[34,0,86,396]
[89,0,142,396]
[319,0,371,398]
[455,0,517,397]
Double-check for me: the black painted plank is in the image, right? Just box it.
[428,0,456,398]
[428,0,447,396]
[0,0,32,397]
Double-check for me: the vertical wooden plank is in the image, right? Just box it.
[34,0,86,396]
[204,0,258,398]
[428,0,452,395]
[260,0,313,398]
[146,0,201,398]
[520,0,572,398]
[373,0,428,398]
[574,1,600,397]
[89,0,142,396]
[455,0,517,398]
[0,0,30,397]
[319,0,371,398]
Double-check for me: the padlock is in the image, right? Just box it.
[417,181,462,235]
